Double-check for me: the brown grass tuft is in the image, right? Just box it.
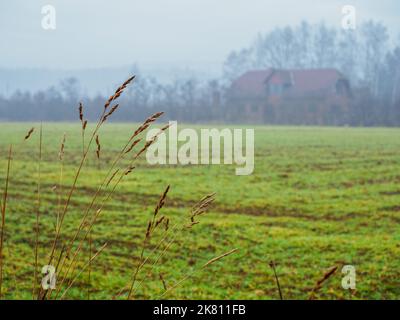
[309,265,339,300]
[124,166,135,176]
[189,193,216,224]
[104,75,135,110]
[124,138,141,154]
[102,104,119,123]
[95,135,101,159]
[153,186,170,222]
[59,133,66,161]
[131,112,164,138]
[78,102,83,122]
[24,127,35,140]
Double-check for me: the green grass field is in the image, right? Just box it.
[0,122,399,300]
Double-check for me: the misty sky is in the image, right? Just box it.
[1,0,399,71]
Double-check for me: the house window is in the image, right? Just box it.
[336,79,350,96]
[268,84,284,95]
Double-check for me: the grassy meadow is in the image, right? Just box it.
[0,122,399,299]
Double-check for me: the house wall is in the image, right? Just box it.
[264,94,350,125]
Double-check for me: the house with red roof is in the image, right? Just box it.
[228,68,352,124]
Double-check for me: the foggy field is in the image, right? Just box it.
[0,123,399,299]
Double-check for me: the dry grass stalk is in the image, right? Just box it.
[53,142,141,299]
[124,138,141,154]
[59,243,107,300]
[0,145,12,299]
[102,104,119,123]
[24,127,35,140]
[56,158,126,280]
[79,103,87,156]
[104,75,135,110]
[41,76,136,299]
[56,134,66,232]
[158,248,238,299]
[202,249,238,268]
[95,135,101,159]
[50,112,165,298]
[142,185,170,257]
[124,193,216,300]
[33,125,43,298]
[151,185,170,232]
[87,231,92,300]
[53,173,126,299]
[188,193,216,226]
[145,221,152,239]
[59,133,66,161]
[126,185,171,299]
[55,244,66,272]
[142,185,170,242]
[134,124,170,160]
[155,216,165,228]
[124,166,135,176]
[269,260,283,300]
[159,273,167,291]
[79,102,83,122]
[131,112,164,138]
[309,265,338,300]
[106,169,120,187]
[53,239,87,299]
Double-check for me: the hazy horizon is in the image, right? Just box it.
[1,1,399,97]
[1,0,399,71]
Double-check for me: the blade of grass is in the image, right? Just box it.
[157,248,238,299]
[0,145,12,299]
[269,260,283,300]
[59,243,107,300]
[126,193,216,300]
[33,124,42,298]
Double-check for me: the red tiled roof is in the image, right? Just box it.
[289,69,342,93]
[231,69,274,96]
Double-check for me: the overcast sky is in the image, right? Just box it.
[0,0,399,71]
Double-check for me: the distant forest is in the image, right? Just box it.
[1,20,399,126]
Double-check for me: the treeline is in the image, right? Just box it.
[1,20,399,126]
[0,76,223,123]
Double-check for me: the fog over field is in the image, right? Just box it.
[1,1,399,96]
